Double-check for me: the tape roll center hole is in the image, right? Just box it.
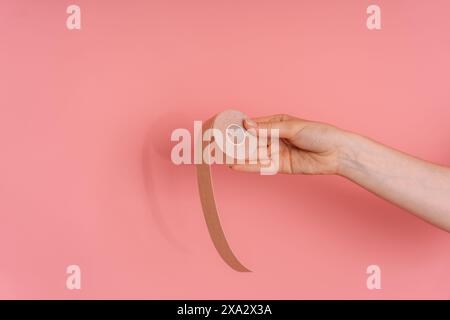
[226,124,246,146]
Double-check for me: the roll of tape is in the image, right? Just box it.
[196,110,254,272]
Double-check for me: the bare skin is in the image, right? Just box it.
[230,114,450,233]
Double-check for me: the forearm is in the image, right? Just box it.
[337,132,450,232]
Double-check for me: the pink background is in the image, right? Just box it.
[1,0,450,299]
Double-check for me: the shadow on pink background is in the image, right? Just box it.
[0,0,449,299]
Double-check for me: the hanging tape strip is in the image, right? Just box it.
[196,110,256,272]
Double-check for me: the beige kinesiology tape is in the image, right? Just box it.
[196,110,259,272]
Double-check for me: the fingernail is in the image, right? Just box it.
[245,118,257,128]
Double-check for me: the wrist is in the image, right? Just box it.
[335,130,364,177]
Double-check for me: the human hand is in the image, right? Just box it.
[231,114,351,175]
